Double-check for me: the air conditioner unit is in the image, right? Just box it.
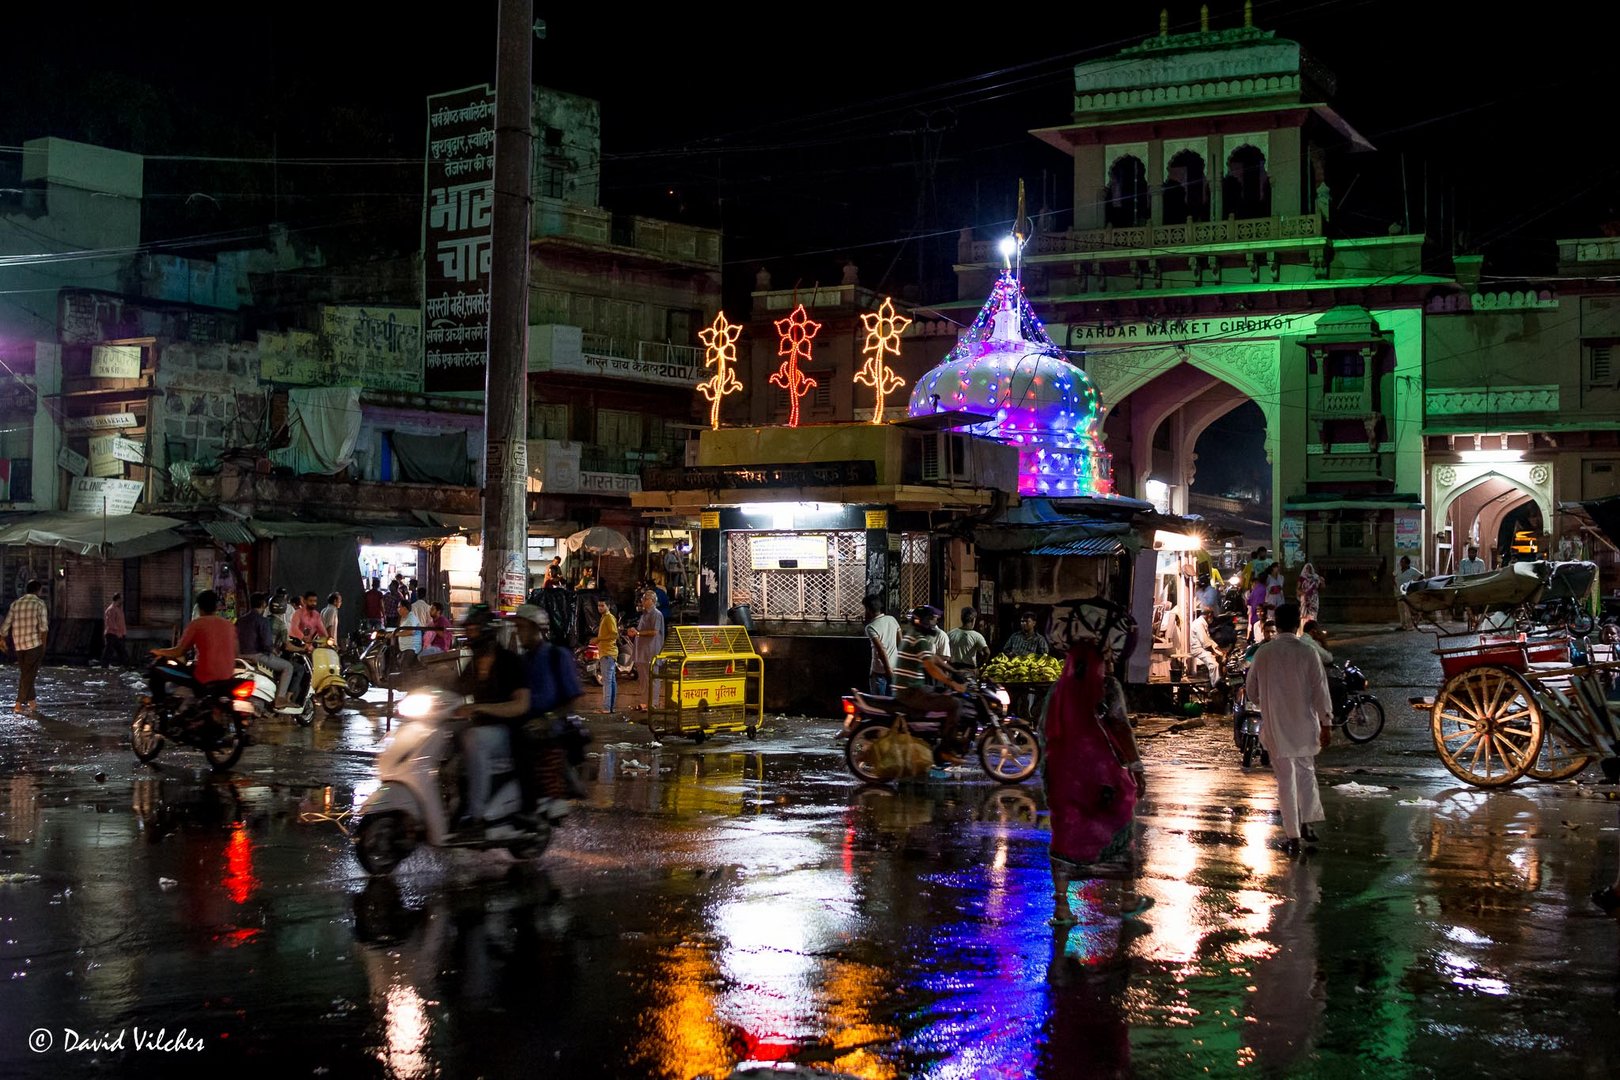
[919,432,973,484]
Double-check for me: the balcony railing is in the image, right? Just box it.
[532,198,721,269]
[1318,390,1370,417]
[965,213,1323,262]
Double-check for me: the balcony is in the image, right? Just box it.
[964,213,1323,263]
[532,197,721,270]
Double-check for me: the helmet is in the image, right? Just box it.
[461,603,495,630]
[513,604,550,631]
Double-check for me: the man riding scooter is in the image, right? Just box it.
[510,603,583,824]
[454,605,531,836]
[237,591,294,709]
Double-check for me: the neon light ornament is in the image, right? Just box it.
[855,296,911,424]
[697,311,744,430]
[769,303,820,427]
[908,270,1113,496]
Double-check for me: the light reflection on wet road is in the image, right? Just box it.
[1,632,1618,1078]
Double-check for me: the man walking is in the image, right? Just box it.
[1457,545,1487,630]
[0,579,48,711]
[1394,556,1424,631]
[321,592,342,643]
[862,595,899,695]
[1244,602,1333,856]
[593,597,620,714]
[102,591,128,667]
[625,589,665,712]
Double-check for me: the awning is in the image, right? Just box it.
[0,512,187,558]
[1027,537,1129,557]
[202,520,257,545]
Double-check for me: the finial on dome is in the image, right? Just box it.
[1244,0,1253,27]
[1200,4,1209,31]
[1159,8,1169,36]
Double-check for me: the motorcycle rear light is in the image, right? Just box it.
[231,679,256,700]
[842,698,856,716]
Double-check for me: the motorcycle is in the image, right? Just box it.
[352,688,553,875]
[1232,657,1383,767]
[840,672,1042,785]
[344,629,420,697]
[575,632,637,687]
[131,661,258,772]
[1328,660,1385,742]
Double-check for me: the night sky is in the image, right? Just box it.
[5,2,1617,304]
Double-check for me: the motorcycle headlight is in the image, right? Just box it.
[994,688,1011,709]
[396,693,435,719]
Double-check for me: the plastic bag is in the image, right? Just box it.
[860,720,935,779]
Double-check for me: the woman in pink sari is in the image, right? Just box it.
[1044,606,1150,925]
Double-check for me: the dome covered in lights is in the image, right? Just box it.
[908,271,1113,496]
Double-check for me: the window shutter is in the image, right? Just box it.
[1592,344,1613,384]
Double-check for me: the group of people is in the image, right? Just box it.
[863,598,1052,699]
[586,588,665,717]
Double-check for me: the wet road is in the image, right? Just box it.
[2,628,1619,1078]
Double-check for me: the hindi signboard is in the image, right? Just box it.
[56,446,87,478]
[67,477,143,515]
[62,412,138,433]
[423,85,495,393]
[90,344,142,379]
[320,306,423,392]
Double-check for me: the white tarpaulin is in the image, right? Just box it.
[0,511,186,558]
[270,386,361,475]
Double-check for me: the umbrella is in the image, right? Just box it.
[566,526,633,557]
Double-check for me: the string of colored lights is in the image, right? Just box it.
[769,303,821,428]
[696,311,744,430]
[855,296,911,424]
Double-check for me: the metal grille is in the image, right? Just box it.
[899,533,930,613]
[727,531,866,622]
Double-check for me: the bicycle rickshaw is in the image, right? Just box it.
[1401,559,1620,786]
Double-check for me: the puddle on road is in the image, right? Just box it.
[1,723,1618,1077]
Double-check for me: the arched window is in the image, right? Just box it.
[1105,155,1150,228]
[1163,150,1209,224]
[1223,145,1271,219]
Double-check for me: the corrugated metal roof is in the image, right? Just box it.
[203,521,257,545]
[1027,537,1128,557]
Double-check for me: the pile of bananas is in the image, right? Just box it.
[982,653,1064,684]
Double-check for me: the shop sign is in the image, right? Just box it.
[748,533,829,570]
[56,446,87,477]
[63,412,138,433]
[699,511,720,530]
[90,344,142,379]
[67,477,143,515]
[644,460,877,490]
[864,510,888,530]
[1395,512,1421,551]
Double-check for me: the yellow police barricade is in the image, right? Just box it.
[647,626,764,742]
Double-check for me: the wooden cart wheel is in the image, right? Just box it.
[1430,664,1543,787]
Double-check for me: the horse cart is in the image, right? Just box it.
[1402,559,1620,786]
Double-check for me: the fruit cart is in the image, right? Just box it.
[647,625,764,742]
[981,653,1063,724]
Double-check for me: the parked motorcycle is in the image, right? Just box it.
[1231,656,1383,767]
[575,633,638,687]
[344,630,419,697]
[1328,660,1385,742]
[352,688,553,874]
[131,662,258,772]
[840,673,1041,785]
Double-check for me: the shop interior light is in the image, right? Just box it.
[1153,529,1204,551]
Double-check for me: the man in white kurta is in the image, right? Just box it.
[1245,602,1333,853]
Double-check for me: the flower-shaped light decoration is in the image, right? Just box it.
[697,311,744,430]
[855,296,911,424]
[769,303,821,427]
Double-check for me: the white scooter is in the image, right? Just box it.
[352,688,552,875]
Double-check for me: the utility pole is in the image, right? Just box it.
[481,0,535,611]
